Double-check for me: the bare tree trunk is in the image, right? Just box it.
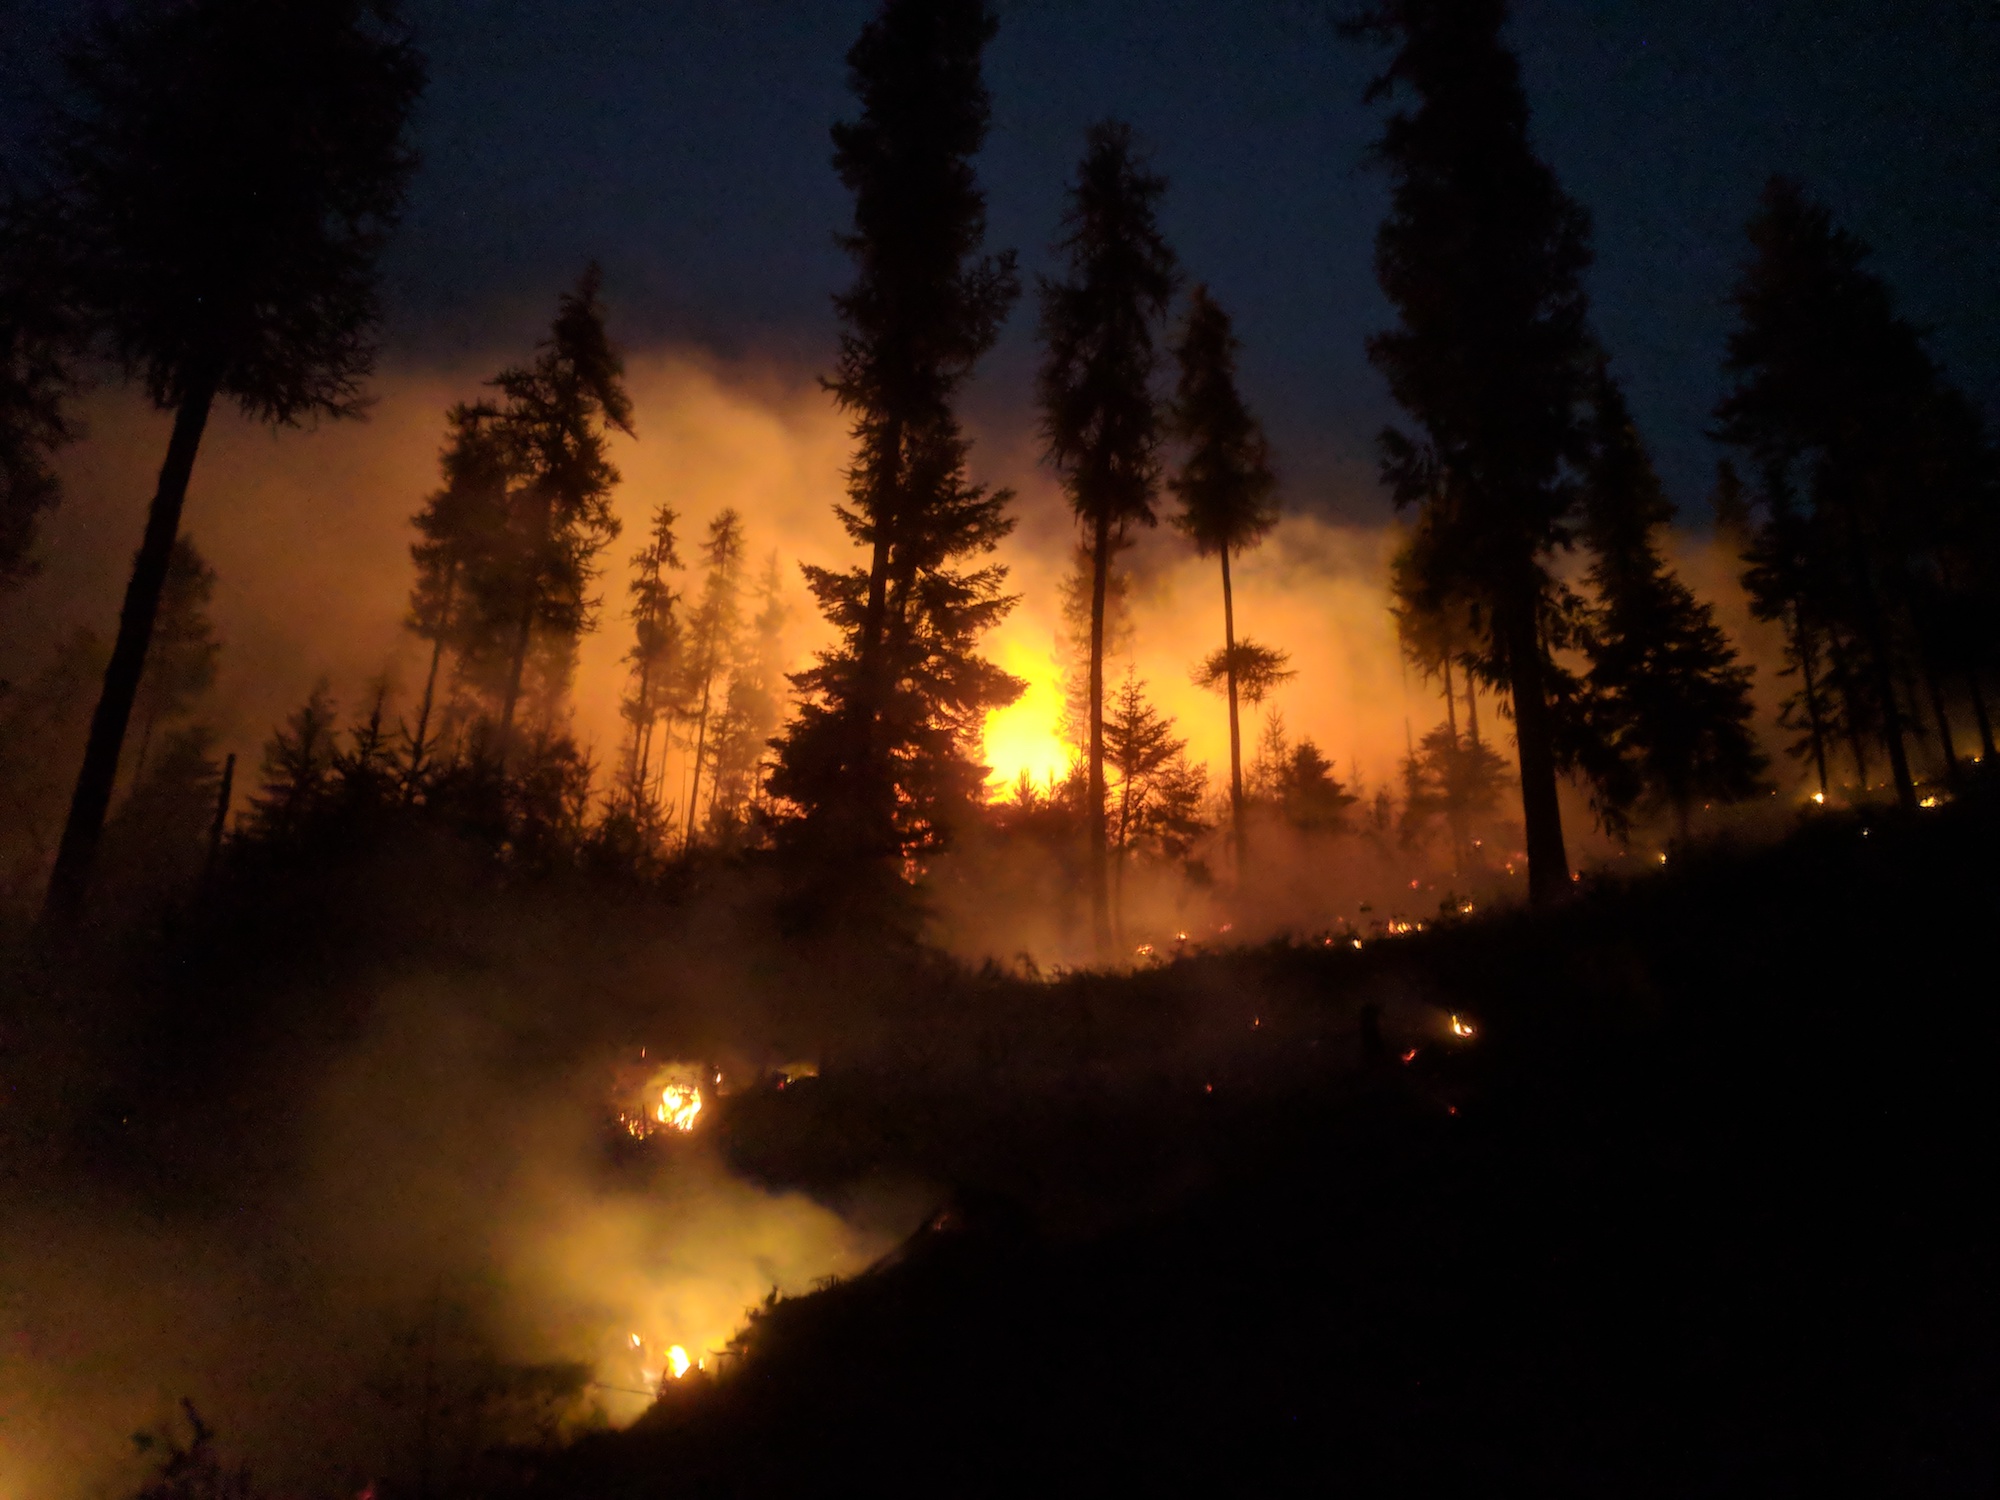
[204,751,236,879]
[406,564,456,797]
[1441,659,1467,879]
[497,603,533,767]
[1965,668,1995,762]
[1920,656,1961,785]
[1464,666,1481,746]
[684,647,716,856]
[45,373,219,924]
[1088,509,1111,957]
[1498,588,1570,906]
[1791,604,1830,797]
[1220,548,1245,882]
[1826,631,1871,790]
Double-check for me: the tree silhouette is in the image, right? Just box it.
[1400,721,1507,872]
[248,682,339,841]
[1580,366,1763,839]
[615,499,686,829]
[41,0,423,920]
[682,509,745,852]
[706,553,790,841]
[479,268,632,760]
[1169,284,1282,878]
[0,177,79,601]
[1249,712,1357,835]
[1714,178,1992,812]
[405,404,509,789]
[1038,120,1179,953]
[1347,0,1596,905]
[769,0,1022,883]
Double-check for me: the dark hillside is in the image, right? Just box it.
[511,801,1996,1497]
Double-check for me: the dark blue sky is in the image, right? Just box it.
[6,0,1997,522]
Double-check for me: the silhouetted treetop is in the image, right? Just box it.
[53,0,425,421]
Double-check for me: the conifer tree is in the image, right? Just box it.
[0,179,79,601]
[769,0,1022,880]
[1169,284,1284,877]
[41,0,423,919]
[405,404,508,788]
[1580,368,1763,838]
[1346,0,1596,905]
[1038,120,1179,952]
[682,508,745,851]
[1713,178,1984,813]
[249,682,339,840]
[615,499,685,826]
[707,553,790,838]
[1103,668,1180,936]
[478,267,632,761]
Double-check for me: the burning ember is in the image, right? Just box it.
[1449,1014,1476,1038]
[666,1344,693,1380]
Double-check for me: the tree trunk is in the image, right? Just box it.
[1920,656,1961,785]
[1464,666,1481,747]
[406,563,456,797]
[204,751,236,879]
[497,602,533,766]
[44,375,219,924]
[1497,589,1570,906]
[1965,668,1995,762]
[1441,660,1467,879]
[1087,509,1111,957]
[1791,604,1830,797]
[684,649,716,856]
[1826,631,1871,789]
[1220,548,1245,881]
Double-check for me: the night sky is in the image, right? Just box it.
[4,0,1996,521]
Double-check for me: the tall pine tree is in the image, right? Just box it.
[42,0,423,919]
[1037,120,1179,952]
[1580,366,1764,839]
[769,0,1022,883]
[1169,284,1283,879]
[1347,0,1596,905]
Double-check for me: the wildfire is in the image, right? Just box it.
[1449,1014,1475,1038]
[981,639,1074,791]
[616,1059,708,1138]
[656,1082,702,1132]
[666,1344,692,1380]
[1812,791,1826,805]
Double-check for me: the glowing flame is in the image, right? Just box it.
[656,1083,703,1132]
[666,1344,692,1380]
[1919,795,1943,809]
[981,639,1075,791]
[1449,1014,1475,1038]
[1811,791,1826,805]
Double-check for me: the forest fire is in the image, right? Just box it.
[617,1061,707,1139]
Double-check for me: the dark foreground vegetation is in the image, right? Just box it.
[446,795,1992,1499]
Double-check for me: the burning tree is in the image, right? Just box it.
[769,0,1023,890]
[1037,120,1180,953]
[40,0,424,921]
[1347,0,1597,905]
[1169,284,1286,880]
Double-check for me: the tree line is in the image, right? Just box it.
[2,0,1993,940]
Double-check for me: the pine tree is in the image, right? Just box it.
[404,404,509,789]
[42,0,423,920]
[1102,669,1209,937]
[706,552,790,840]
[615,499,685,829]
[1037,120,1180,953]
[0,176,79,601]
[249,682,339,840]
[769,0,1022,883]
[1580,368,1763,838]
[1169,284,1283,878]
[1713,178,1983,813]
[478,267,632,761]
[681,509,745,851]
[1346,0,1597,905]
